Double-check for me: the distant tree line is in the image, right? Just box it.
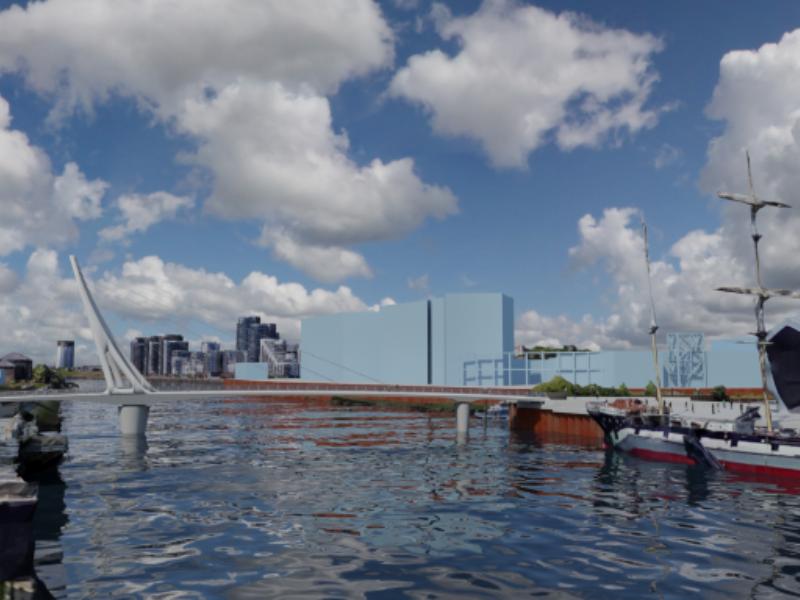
[521,345,593,360]
[533,376,660,397]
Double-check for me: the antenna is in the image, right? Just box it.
[641,219,664,417]
[716,151,795,433]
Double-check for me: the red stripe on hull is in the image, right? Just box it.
[720,460,800,479]
[628,447,695,465]
[626,446,800,479]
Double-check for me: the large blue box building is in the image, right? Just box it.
[300,293,514,385]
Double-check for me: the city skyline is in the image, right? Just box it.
[1,0,800,364]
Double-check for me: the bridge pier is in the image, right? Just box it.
[118,405,149,437]
[456,402,470,440]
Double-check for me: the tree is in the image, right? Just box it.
[711,385,729,402]
[32,364,70,389]
[644,381,658,397]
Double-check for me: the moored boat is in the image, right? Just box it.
[590,153,800,477]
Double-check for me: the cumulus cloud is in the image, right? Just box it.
[0,0,393,117]
[517,30,800,351]
[0,95,107,256]
[94,255,381,342]
[0,249,388,363]
[653,143,681,170]
[0,0,457,281]
[701,28,800,290]
[0,262,19,293]
[516,206,800,351]
[407,273,430,292]
[263,230,373,283]
[390,0,664,168]
[99,191,194,242]
[180,80,457,277]
[0,249,91,364]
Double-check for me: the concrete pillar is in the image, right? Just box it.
[456,402,470,437]
[119,404,149,436]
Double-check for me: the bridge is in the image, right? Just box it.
[0,257,541,439]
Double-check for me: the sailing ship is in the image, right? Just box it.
[588,153,800,477]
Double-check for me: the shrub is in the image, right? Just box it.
[533,376,575,395]
[711,385,729,402]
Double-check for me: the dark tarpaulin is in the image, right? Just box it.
[767,324,800,411]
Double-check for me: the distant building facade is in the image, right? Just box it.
[260,338,300,378]
[200,341,222,376]
[236,316,279,362]
[161,335,187,375]
[221,350,245,377]
[130,337,147,374]
[55,340,75,369]
[0,353,33,382]
[300,293,513,385]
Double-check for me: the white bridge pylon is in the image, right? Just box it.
[70,256,155,395]
[0,256,542,438]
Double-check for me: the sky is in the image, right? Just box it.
[1,0,800,364]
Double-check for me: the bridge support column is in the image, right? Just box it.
[119,404,149,436]
[456,402,470,439]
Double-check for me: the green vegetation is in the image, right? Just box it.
[711,385,729,402]
[58,369,103,380]
[522,345,592,360]
[533,376,632,397]
[644,381,658,397]
[330,395,455,413]
[32,365,76,389]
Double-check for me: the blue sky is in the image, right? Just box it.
[1,0,800,363]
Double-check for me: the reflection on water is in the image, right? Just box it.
[17,396,800,598]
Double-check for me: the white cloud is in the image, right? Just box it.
[516,206,800,351]
[263,230,373,283]
[0,0,393,118]
[99,191,194,242]
[52,161,107,220]
[181,81,457,250]
[390,0,664,168]
[0,95,107,256]
[0,262,18,293]
[517,30,800,351]
[701,28,800,291]
[0,0,458,281]
[94,255,380,342]
[653,143,681,169]
[0,249,389,363]
[0,249,92,364]
[407,273,429,292]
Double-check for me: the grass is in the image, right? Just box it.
[330,395,456,414]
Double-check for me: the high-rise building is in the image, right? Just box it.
[169,349,192,377]
[236,316,279,362]
[236,316,260,354]
[146,336,162,376]
[161,335,188,375]
[200,341,221,376]
[247,323,278,362]
[55,340,75,369]
[259,338,300,378]
[130,337,148,374]
[221,349,245,377]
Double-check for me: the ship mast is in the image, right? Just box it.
[716,151,795,434]
[642,219,665,417]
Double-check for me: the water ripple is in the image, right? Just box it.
[13,397,800,597]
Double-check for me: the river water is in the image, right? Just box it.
[18,396,800,598]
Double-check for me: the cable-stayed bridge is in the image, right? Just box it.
[0,257,541,437]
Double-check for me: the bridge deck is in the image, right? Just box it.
[0,385,543,406]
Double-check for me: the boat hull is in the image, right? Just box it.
[592,409,800,478]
